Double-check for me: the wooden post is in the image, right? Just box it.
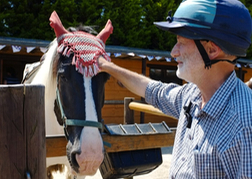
[140,58,146,124]
[0,59,3,84]
[0,84,46,179]
[123,97,133,179]
[124,97,135,124]
[124,97,135,179]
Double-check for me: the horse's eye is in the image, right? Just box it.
[59,74,68,82]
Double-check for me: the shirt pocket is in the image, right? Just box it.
[193,150,226,179]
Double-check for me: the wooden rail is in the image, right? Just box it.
[46,131,176,157]
[46,97,176,179]
[46,98,176,158]
[102,131,175,153]
[129,101,177,120]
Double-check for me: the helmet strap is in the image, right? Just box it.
[210,58,237,65]
[194,40,212,69]
[194,40,237,69]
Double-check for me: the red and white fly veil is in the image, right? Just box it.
[49,11,113,77]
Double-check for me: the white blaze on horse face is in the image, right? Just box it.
[75,76,104,176]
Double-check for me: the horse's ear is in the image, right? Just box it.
[54,100,63,126]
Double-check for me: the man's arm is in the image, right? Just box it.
[98,56,151,98]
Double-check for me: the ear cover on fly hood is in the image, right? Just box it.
[154,0,252,57]
[49,11,112,77]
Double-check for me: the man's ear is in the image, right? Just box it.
[206,41,222,60]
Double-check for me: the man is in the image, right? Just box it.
[98,0,252,178]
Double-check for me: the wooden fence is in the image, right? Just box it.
[46,97,176,156]
[0,85,45,179]
[46,97,176,179]
[0,87,175,179]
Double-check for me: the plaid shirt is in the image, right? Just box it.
[145,71,252,179]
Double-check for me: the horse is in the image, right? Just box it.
[22,18,112,178]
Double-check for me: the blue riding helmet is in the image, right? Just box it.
[154,0,252,68]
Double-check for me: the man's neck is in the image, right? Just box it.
[197,64,234,109]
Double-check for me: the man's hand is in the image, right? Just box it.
[97,56,111,73]
[97,55,150,98]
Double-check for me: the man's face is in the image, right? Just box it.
[171,35,205,83]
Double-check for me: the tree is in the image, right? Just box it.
[0,0,42,38]
[139,0,179,50]
[0,0,251,58]
[97,0,145,47]
[0,0,12,36]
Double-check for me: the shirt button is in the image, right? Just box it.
[181,157,185,161]
[188,134,193,140]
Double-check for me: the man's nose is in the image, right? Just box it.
[171,44,180,58]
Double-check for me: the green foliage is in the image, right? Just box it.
[240,0,252,58]
[139,0,178,50]
[0,0,179,51]
[100,0,145,47]
[0,0,252,58]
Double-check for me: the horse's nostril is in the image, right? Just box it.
[67,150,81,174]
[71,151,80,167]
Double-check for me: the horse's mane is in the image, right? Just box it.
[21,38,59,86]
[50,40,60,80]
[67,24,98,35]
[43,38,59,83]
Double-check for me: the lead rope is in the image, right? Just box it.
[25,171,31,179]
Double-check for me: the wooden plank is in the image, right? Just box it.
[0,59,3,84]
[0,85,25,179]
[105,90,139,100]
[0,85,46,179]
[102,104,125,117]
[24,85,46,179]
[103,132,176,153]
[46,135,68,158]
[46,132,175,157]
[129,102,177,120]
[112,58,142,69]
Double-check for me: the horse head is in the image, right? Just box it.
[54,54,109,176]
[50,11,112,176]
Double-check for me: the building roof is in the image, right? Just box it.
[0,36,251,68]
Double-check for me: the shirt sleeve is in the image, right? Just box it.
[145,80,186,119]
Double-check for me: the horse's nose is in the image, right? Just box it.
[67,146,81,173]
